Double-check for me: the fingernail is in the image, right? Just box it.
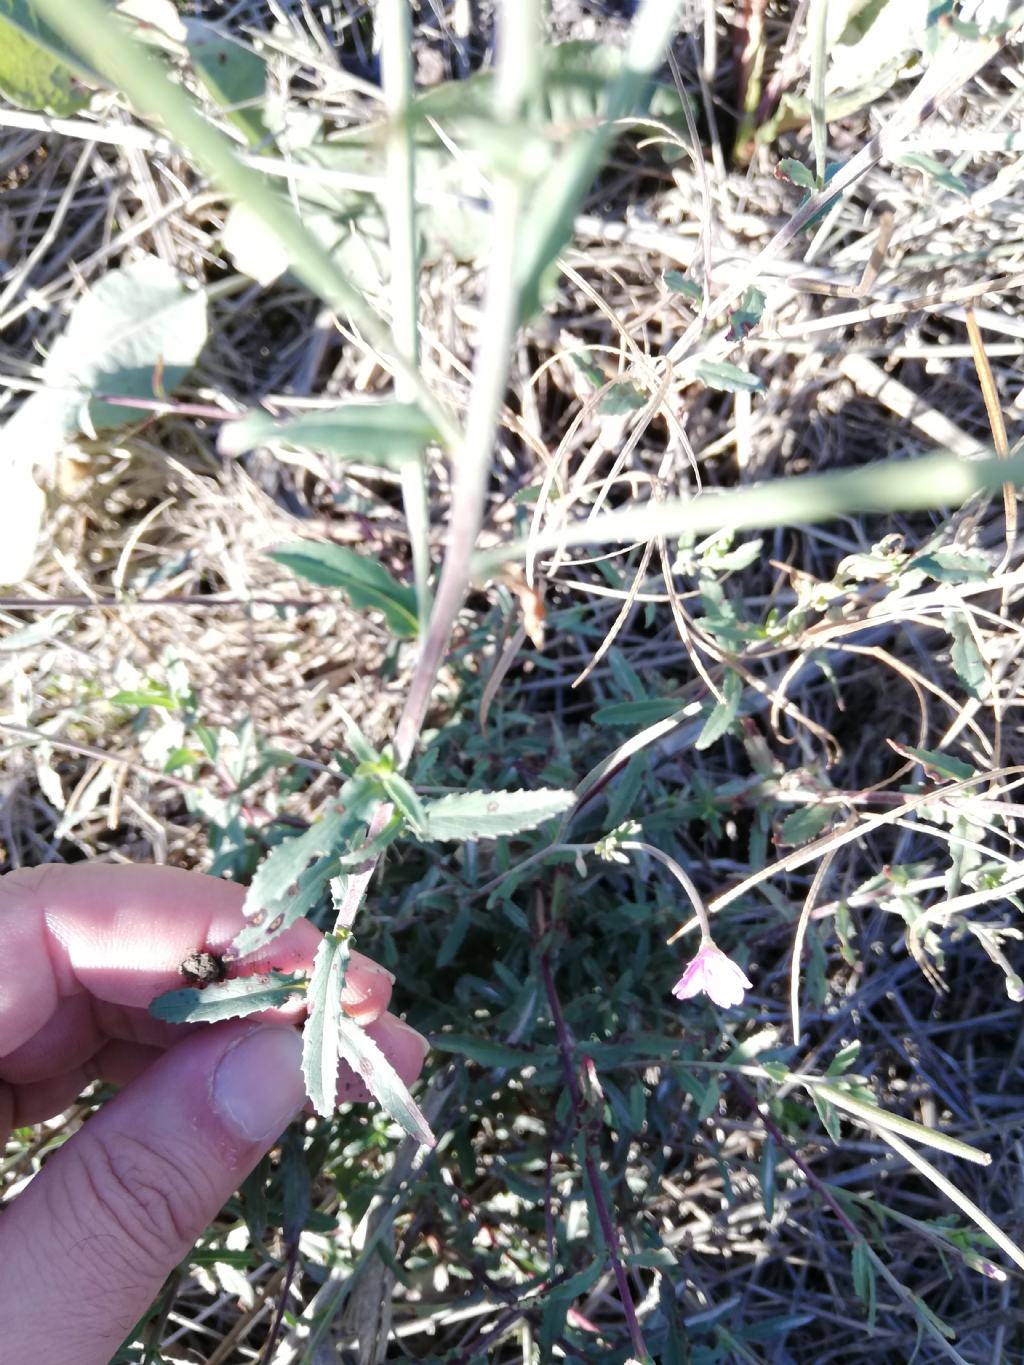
[212,1027,306,1143]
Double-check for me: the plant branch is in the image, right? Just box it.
[536,888,649,1362]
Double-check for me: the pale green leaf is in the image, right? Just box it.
[24,255,207,437]
[219,402,436,464]
[420,788,575,841]
[695,670,742,751]
[302,934,349,1117]
[694,361,763,393]
[946,610,987,699]
[594,699,683,726]
[149,971,305,1023]
[336,1012,435,1145]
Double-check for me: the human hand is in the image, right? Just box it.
[0,863,427,1365]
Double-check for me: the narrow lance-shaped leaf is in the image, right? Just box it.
[149,971,306,1024]
[271,541,418,639]
[336,1013,435,1147]
[419,788,575,841]
[301,934,350,1117]
[219,402,437,464]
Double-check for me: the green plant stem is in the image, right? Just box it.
[809,0,828,185]
[514,0,691,312]
[620,841,713,942]
[333,0,545,932]
[476,446,1024,574]
[31,0,458,449]
[538,890,650,1363]
[380,0,432,631]
[392,0,544,768]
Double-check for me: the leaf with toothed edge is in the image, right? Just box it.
[230,776,378,957]
[302,934,350,1117]
[335,1014,435,1147]
[149,971,306,1024]
[417,788,575,842]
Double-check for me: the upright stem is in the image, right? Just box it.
[380,0,432,632]
[392,0,543,767]
[537,889,649,1362]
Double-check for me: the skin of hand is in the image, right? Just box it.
[0,863,428,1365]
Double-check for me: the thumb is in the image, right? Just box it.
[0,1022,306,1365]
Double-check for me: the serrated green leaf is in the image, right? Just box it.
[695,669,742,751]
[419,788,575,841]
[232,778,377,956]
[378,769,428,835]
[899,745,976,783]
[728,286,766,340]
[826,1040,861,1077]
[946,610,987,700]
[779,804,833,847]
[336,1013,434,1146]
[593,698,683,726]
[149,971,305,1024]
[907,548,990,582]
[810,1082,991,1164]
[811,1088,842,1142]
[663,269,702,300]
[270,541,418,638]
[218,402,436,464]
[302,934,349,1116]
[110,688,176,709]
[852,1240,877,1328]
[777,157,818,189]
[694,360,763,393]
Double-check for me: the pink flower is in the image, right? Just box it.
[672,941,752,1009]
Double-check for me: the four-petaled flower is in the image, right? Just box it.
[672,941,752,1009]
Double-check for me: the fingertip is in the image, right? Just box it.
[341,952,395,1024]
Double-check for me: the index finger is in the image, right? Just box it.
[0,864,392,1058]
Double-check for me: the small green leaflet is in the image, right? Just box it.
[695,669,742,751]
[418,788,575,841]
[779,804,833,847]
[891,743,975,784]
[728,286,766,341]
[693,360,763,393]
[231,777,378,956]
[663,269,702,301]
[594,698,683,726]
[271,541,418,638]
[945,609,987,699]
[336,1014,435,1147]
[219,402,436,465]
[776,157,818,190]
[302,934,349,1117]
[895,152,969,197]
[149,971,305,1024]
